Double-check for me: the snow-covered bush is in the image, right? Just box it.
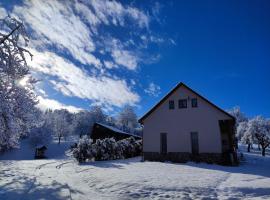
[73,136,142,163]
[93,138,120,161]
[72,135,94,162]
[118,137,142,158]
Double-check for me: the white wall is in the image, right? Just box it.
[143,86,232,154]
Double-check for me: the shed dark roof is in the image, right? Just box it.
[139,82,235,124]
[95,122,141,138]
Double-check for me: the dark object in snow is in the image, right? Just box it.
[91,122,141,141]
[35,145,47,159]
[70,143,78,149]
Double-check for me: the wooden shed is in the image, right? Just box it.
[91,122,141,141]
[35,145,47,159]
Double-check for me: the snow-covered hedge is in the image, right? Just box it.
[72,136,142,162]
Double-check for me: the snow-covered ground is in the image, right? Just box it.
[1,142,270,200]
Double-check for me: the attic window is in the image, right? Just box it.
[169,100,175,109]
[191,98,198,108]
[178,99,187,109]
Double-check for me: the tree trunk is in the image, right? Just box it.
[58,136,61,144]
[262,148,265,156]
[247,144,251,152]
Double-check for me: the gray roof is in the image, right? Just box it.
[95,122,141,138]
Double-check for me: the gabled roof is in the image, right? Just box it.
[139,82,235,124]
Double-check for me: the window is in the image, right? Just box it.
[191,98,198,108]
[178,99,187,108]
[169,100,175,109]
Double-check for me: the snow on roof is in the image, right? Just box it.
[95,122,141,138]
[36,145,47,150]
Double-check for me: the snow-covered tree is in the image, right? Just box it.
[246,116,270,156]
[73,111,94,136]
[243,116,270,156]
[237,121,248,142]
[0,16,38,151]
[240,121,254,152]
[106,116,117,127]
[29,110,53,147]
[91,106,106,124]
[117,105,139,133]
[29,124,52,147]
[228,106,248,126]
[52,109,73,144]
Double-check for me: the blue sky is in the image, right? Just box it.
[0,0,269,118]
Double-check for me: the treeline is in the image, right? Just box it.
[29,105,142,147]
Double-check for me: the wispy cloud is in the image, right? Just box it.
[144,82,161,97]
[0,7,7,18]
[37,96,82,113]
[2,0,167,111]
[13,0,100,67]
[112,49,138,70]
[28,49,140,108]
[87,0,150,28]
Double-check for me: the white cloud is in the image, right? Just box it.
[11,0,154,71]
[112,49,138,70]
[144,82,161,97]
[0,7,7,18]
[7,0,165,111]
[74,2,100,30]
[38,89,48,97]
[107,38,139,70]
[104,61,118,69]
[169,38,176,45]
[89,0,149,28]
[13,0,101,67]
[37,96,82,113]
[28,49,140,108]
[126,6,149,28]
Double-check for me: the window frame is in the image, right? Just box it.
[178,99,187,109]
[169,100,175,110]
[191,98,198,108]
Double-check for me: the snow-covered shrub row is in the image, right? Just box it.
[72,136,142,162]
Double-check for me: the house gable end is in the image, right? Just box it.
[139,82,235,124]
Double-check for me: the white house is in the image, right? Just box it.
[139,82,237,165]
